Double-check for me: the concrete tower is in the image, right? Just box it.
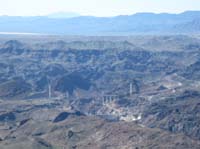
[129,83,133,96]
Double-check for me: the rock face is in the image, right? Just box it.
[53,111,84,123]
[0,112,16,122]
[183,60,200,80]
[55,74,91,95]
[0,78,31,99]
[142,95,200,140]
[0,35,200,148]
[0,112,200,149]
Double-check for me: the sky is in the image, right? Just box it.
[0,0,200,17]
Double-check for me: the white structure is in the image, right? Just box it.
[48,83,52,99]
[102,95,118,105]
[129,83,133,96]
[65,92,69,98]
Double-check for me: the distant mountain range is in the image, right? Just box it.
[47,12,80,18]
[0,11,200,35]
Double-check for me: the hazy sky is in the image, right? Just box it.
[0,0,200,16]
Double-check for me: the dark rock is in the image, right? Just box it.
[68,130,74,139]
[55,73,91,95]
[0,112,16,122]
[53,111,85,123]
[53,112,70,123]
